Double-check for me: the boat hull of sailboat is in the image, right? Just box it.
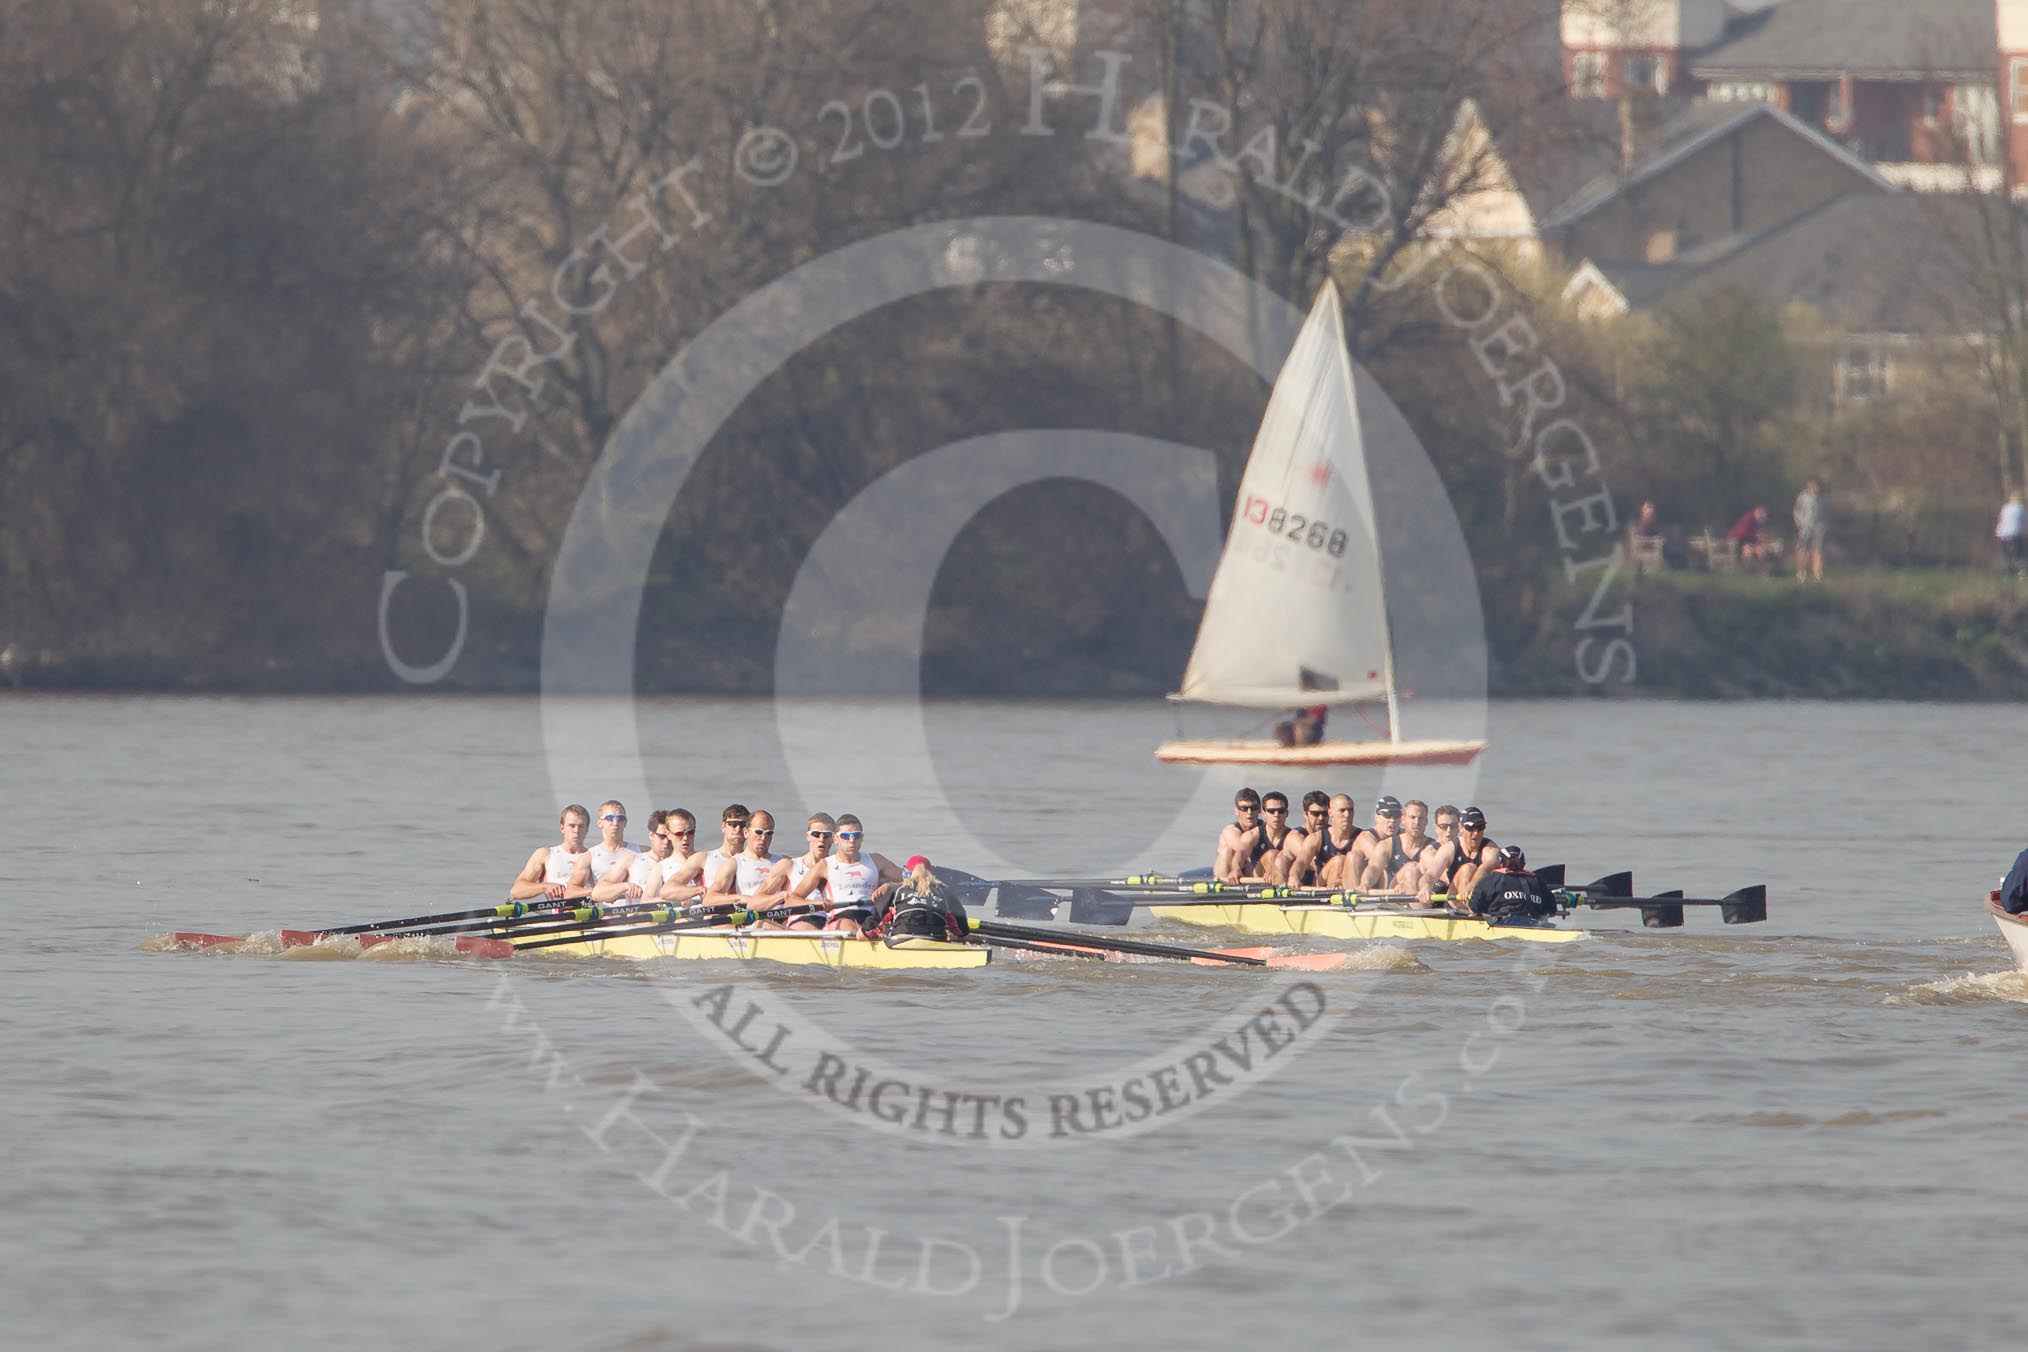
[1154,737,1487,767]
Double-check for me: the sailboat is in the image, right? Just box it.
[1156,282,1487,768]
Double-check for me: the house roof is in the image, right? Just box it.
[1690,0,1998,80]
[1581,190,2025,337]
[1544,101,1890,228]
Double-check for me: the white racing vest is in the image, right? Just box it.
[734,853,783,896]
[827,858,880,905]
[543,847,589,886]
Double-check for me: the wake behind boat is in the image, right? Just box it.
[1157,283,1485,769]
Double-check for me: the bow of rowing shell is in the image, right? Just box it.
[1989,894,2028,973]
[1147,901,1587,945]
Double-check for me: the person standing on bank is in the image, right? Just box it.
[1793,479,1827,583]
[1995,491,2025,579]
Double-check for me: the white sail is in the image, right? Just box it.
[1171,282,1395,711]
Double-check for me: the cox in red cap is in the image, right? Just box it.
[904,855,931,872]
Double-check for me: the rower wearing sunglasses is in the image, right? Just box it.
[665,803,749,898]
[731,809,788,898]
[1427,806,1499,906]
[593,808,696,904]
[791,814,904,934]
[1213,788,1266,883]
[584,800,643,887]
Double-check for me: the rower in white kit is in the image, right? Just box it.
[791,813,903,934]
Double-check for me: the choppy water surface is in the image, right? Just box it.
[3,696,2025,1350]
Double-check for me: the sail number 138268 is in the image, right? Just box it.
[1243,496,1348,557]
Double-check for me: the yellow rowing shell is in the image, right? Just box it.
[519,927,992,970]
[1147,902,1587,945]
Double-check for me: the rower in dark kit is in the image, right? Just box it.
[1254,791,1299,885]
[1424,805,1498,904]
[1286,793,1360,887]
[866,856,970,941]
[1352,795,1404,891]
[1467,845,1558,921]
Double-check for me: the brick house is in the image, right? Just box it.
[1563,0,2006,185]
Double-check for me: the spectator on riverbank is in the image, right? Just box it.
[1998,492,2025,578]
[1793,480,1826,583]
[1727,505,1772,564]
[1633,501,1664,540]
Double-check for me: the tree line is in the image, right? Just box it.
[1,0,2000,694]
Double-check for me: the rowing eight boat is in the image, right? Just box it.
[499,927,990,969]
[1147,901,1587,945]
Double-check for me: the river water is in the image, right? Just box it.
[4,695,2023,1350]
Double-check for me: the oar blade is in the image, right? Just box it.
[1263,951,1353,972]
[455,936,515,958]
[1535,864,1566,889]
[279,929,325,949]
[1640,889,1685,928]
[1066,889,1136,926]
[1584,871,1633,899]
[1721,885,1768,925]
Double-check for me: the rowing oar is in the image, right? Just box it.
[1560,884,1767,927]
[968,918,1344,970]
[319,899,587,936]
[278,900,680,949]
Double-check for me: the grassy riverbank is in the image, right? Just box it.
[1512,568,2028,699]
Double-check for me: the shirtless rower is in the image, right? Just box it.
[592,808,690,905]
[1213,788,1266,883]
[1352,796,1403,891]
[1286,794,1360,888]
[508,804,594,902]
[791,813,904,934]
[1429,806,1499,906]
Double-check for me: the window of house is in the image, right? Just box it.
[1922,87,1945,127]
[1624,55,1667,96]
[1835,345,1892,404]
[1571,51,1607,99]
[1826,81,1850,127]
[2013,59,2028,123]
[1709,81,1777,104]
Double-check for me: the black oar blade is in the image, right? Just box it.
[1066,889,1136,926]
[1584,871,1633,899]
[1643,888,1684,929]
[939,867,1059,920]
[1721,885,1768,925]
[1535,864,1566,890]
